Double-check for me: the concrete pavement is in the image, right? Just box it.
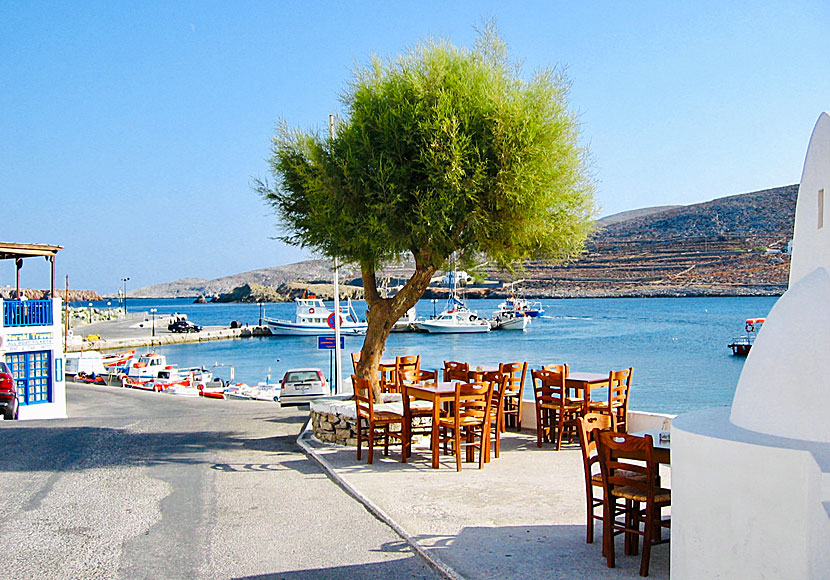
[0,383,443,579]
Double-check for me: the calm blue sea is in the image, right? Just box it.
[76,296,778,415]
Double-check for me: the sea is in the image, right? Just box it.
[74,296,778,416]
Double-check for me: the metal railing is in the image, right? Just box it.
[2,299,53,327]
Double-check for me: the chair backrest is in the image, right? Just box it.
[596,430,658,497]
[481,370,507,414]
[397,367,436,390]
[609,367,633,408]
[443,360,469,382]
[452,381,494,427]
[353,375,375,419]
[499,361,528,396]
[531,368,567,407]
[542,363,570,377]
[351,352,361,374]
[577,412,613,473]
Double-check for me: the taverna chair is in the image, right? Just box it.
[499,361,528,431]
[437,381,494,471]
[590,368,633,432]
[596,430,671,577]
[532,366,581,449]
[353,375,406,464]
[443,360,469,382]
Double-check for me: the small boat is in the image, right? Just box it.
[728,318,766,356]
[225,382,254,400]
[250,382,282,402]
[391,306,417,332]
[497,296,545,318]
[489,309,530,331]
[75,371,107,385]
[263,295,368,336]
[124,353,171,380]
[415,296,490,334]
[101,349,136,373]
[198,363,235,399]
[65,351,107,377]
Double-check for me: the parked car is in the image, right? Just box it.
[279,368,329,405]
[168,320,202,333]
[0,362,19,420]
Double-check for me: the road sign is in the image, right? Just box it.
[317,335,345,350]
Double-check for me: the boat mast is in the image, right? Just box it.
[330,114,343,395]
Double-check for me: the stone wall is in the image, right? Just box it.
[311,410,359,446]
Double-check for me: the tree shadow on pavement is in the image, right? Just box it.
[235,556,440,580]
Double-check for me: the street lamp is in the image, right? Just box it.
[88,302,93,323]
[106,301,111,320]
[121,277,130,313]
[431,298,438,319]
[150,308,157,337]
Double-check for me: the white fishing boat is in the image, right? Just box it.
[124,352,171,380]
[391,306,417,332]
[263,295,368,336]
[489,309,530,331]
[225,382,254,400]
[415,296,490,334]
[250,382,281,402]
[65,351,107,376]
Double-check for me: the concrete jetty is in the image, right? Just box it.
[66,315,272,353]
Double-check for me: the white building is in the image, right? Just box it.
[672,112,830,578]
[0,243,67,420]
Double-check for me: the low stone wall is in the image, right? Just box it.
[310,397,359,446]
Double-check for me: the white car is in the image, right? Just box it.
[279,368,329,405]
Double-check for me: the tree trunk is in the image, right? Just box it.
[355,263,436,402]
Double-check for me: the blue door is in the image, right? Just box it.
[5,351,52,405]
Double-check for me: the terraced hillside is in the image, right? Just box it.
[513,184,797,297]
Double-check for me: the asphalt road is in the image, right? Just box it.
[0,383,443,580]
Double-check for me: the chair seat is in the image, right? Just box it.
[373,402,404,416]
[409,399,433,411]
[381,392,403,403]
[538,401,582,411]
[611,485,671,504]
[591,471,648,486]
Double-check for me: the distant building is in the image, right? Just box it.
[0,242,66,420]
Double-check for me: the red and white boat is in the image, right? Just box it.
[101,349,136,373]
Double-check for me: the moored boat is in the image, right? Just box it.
[263,296,368,336]
[489,309,530,331]
[497,296,544,318]
[101,349,136,373]
[728,317,765,356]
[415,296,490,334]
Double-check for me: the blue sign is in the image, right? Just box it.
[317,336,345,350]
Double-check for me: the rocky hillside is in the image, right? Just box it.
[130,184,798,300]
[1,288,103,301]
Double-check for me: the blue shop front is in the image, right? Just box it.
[0,243,66,420]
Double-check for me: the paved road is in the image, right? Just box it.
[0,384,442,580]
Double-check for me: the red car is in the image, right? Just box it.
[0,362,19,420]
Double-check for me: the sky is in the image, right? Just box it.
[1,1,828,293]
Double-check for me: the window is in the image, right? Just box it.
[819,189,825,229]
[5,351,52,405]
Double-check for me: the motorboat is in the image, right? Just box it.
[65,351,107,377]
[101,349,135,373]
[489,309,530,331]
[250,382,281,402]
[225,382,254,400]
[391,306,417,332]
[165,367,211,396]
[198,363,235,399]
[728,317,765,356]
[125,353,171,380]
[263,296,368,336]
[415,296,490,334]
[497,296,545,318]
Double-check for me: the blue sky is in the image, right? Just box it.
[1,1,827,293]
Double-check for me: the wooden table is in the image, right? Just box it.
[632,429,671,464]
[564,371,610,411]
[405,381,458,468]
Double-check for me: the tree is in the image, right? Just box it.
[256,27,595,400]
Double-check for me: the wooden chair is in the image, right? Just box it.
[499,361,528,431]
[577,413,614,545]
[481,370,507,459]
[353,375,406,464]
[437,381,494,471]
[590,368,633,432]
[397,368,437,460]
[596,431,671,577]
[543,363,569,376]
[351,352,361,374]
[443,360,469,382]
[532,367,583,449]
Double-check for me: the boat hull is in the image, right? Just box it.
[265,319,367,336]
[414,320,490,334]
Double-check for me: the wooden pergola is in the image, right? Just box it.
[0,242,63,298]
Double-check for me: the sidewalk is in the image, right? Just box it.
[301,429,670,580]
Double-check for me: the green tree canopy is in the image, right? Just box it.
[257,27,595,395]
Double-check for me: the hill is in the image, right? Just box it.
[130,184,798,299]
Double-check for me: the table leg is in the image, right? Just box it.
[431,395,440,469]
